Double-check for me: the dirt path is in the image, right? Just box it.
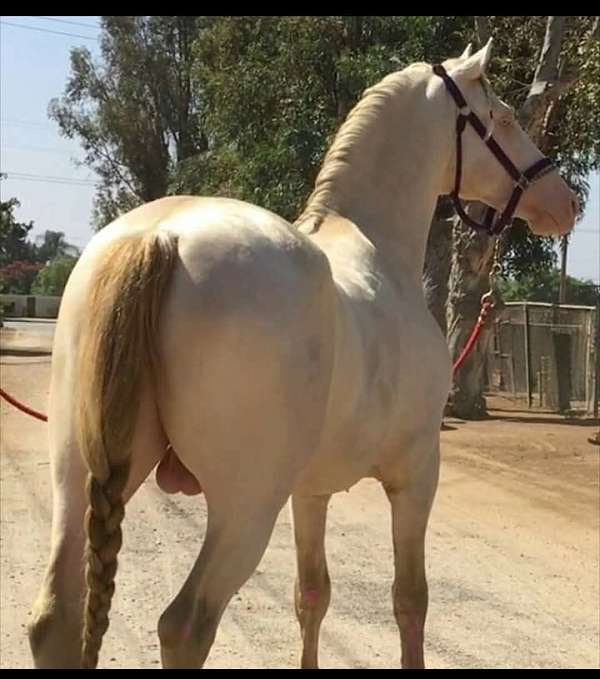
[1,358,598,668]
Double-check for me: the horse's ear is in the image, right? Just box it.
[452,38,493,80]
[460,43,473,59]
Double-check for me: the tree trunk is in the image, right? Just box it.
[424,214,453,337]
[446,209,498,419]
[519,17,568,140]
[474,17,491,45]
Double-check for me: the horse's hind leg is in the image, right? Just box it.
[28,351,167,668]
[157,491,287,668]
[292,493,332,669]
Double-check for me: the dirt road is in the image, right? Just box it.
[1,357,598,668]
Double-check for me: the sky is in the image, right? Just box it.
[1,16,599,283]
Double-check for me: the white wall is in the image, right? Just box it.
[0,294,61,318]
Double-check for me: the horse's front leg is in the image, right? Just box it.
[381,437,440,669]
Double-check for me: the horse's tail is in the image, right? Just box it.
[78,229,178,668]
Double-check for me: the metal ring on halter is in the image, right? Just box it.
[516,175,530,190]
[480,290,495,306]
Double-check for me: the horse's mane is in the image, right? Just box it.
[295,63,430,232]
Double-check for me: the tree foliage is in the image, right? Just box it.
[498,270,599,307]
[31,255,79,296]
[176,16,472,220]
[0,195,36,266]
[481,16,600,273]
[0,182,80,294]
[49,16,207,228]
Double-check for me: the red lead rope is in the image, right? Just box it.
[0,387,48,422]
[452,298,494,376]
[1,299,492,423]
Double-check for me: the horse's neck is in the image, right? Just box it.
[301,71,450,288]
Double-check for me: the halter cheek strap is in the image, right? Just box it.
[433,64,555,235]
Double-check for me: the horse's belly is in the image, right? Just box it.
[293,434,384,496]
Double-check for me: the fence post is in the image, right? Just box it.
[524,303,532,408]
[594,294,599,420]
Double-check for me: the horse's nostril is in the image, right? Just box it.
[571,195,580,216]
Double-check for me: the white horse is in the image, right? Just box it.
[28,42,576,669]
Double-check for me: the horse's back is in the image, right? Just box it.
[65,194,333,336]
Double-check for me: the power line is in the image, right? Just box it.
[32,16,101,30]
[2,171,99,187]
[3,175,97,187]
[0,20,98,42]
[4,170,98,185]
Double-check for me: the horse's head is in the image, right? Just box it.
[437,41,577,237]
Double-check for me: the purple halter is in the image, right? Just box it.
[433,64,555,235]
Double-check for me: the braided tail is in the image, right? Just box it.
[78,230,178,668]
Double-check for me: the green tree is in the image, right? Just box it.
[50,16,207,228]
[0,260,44,294]
[34,230,80,263]
[0,195,36,266]
[0,182,79,293]
[0,187,41,294]
[31,255,79,296]
[499,271,599,307]
[175,16,472,220]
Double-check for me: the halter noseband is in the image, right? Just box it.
[433,64,555,235]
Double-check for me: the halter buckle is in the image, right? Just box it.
[515,175,529,190]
